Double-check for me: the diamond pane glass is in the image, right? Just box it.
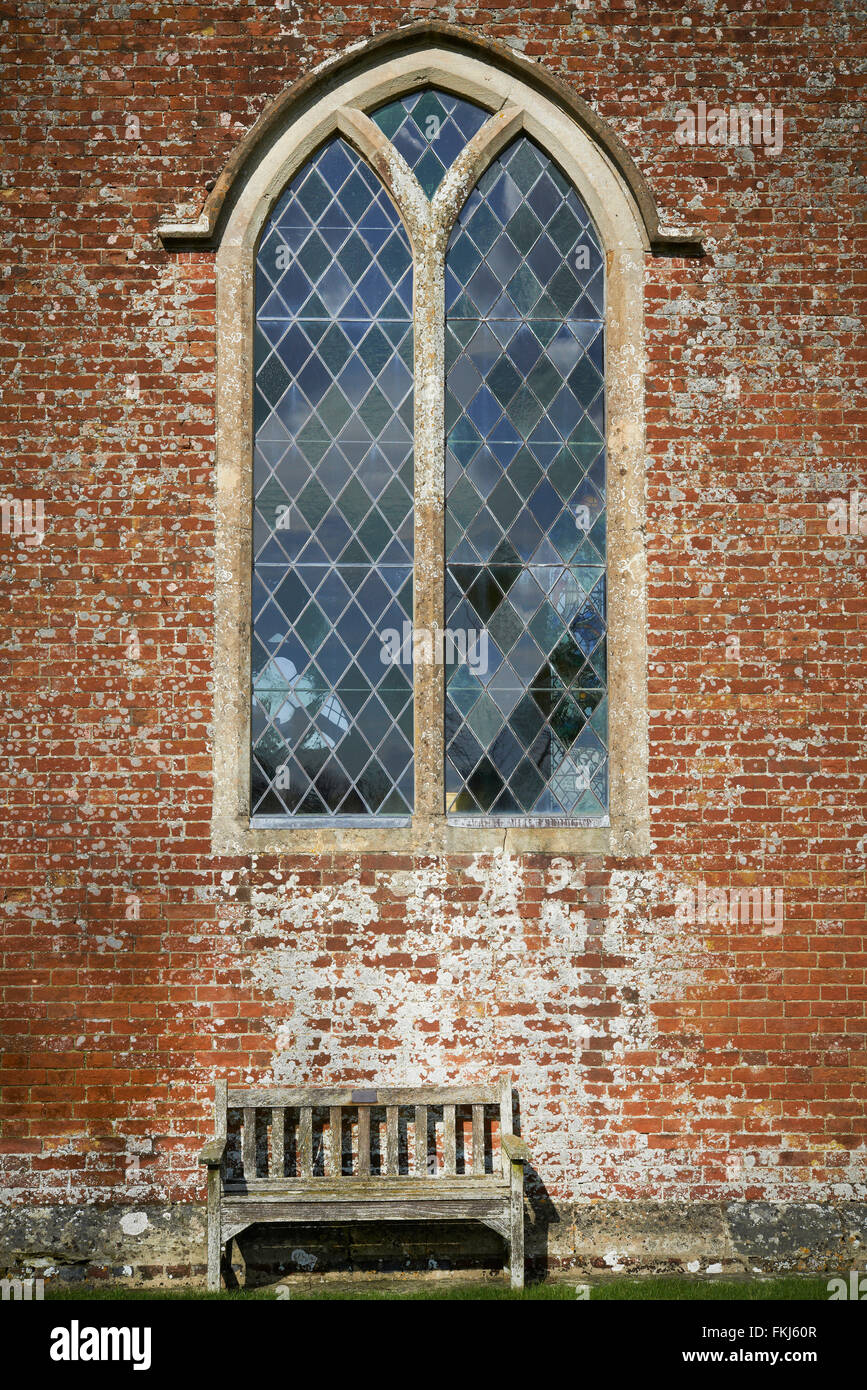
[445,136,607,820]
[252,138,414,818]
[370,87,489,198]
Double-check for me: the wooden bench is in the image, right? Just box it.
[199,1077,531,1289]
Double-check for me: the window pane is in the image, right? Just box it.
[371,87,489,198]
[445,136,607,819]
[252,138,414,818]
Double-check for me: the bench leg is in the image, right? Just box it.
[206,1232,221,1291]
[509,1158,525,1290]
[206,1167,222,1291]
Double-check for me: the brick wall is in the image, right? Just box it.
[1,0,864,1282]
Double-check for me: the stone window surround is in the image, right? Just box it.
[158,29,703,860]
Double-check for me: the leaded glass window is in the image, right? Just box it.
[444,138,607,819]
[249,89,607,826]
[370,88,489,197]
[251,139,414,820]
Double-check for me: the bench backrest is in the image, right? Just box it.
[213,1079,513,1181]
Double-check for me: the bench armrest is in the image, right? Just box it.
[198,1138,226,1168]
[502,1133,531,1165]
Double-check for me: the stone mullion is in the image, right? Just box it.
[411,229,446,826]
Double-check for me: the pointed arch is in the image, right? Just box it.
[158,23,702,256]
[188,31,665,857]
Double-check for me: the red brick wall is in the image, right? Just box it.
[1,1,864,1277]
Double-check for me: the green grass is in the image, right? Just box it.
[44,1275,831,1301]
[580,1277,829,1301]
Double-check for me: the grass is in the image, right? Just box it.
[43,1275,832,1301]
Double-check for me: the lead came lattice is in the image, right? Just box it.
[251,138,415,818]
[249,102,608,824]
[444,135,608,819]
[370,87,489,198]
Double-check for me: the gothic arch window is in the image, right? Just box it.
[250,96,607,828]
[251,140,416,822]
[442,131,607,823]
[157,30,699,856]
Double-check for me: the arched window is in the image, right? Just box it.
[158,29,700,855]
[251,140,415,820]
[443,133,607,821]
[248,91,608,827]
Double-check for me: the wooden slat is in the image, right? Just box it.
[271,1108,284,1179]
[509,1157,525,1289]
[299,1106,313,1179]
[386,1106,398,1176]
[444,1104,456,1176]
[222,1176,507,1199]
[228,1085,500,1108]
[207,1080,228,1290]
[357,1105,370,1176]
[222,1195,510,1235]
[215,1078,228,1139]
[207,1166,222,1289]
[472,1104,484,1175]
[242,1107,256,1180]
[329,1106,342,1177]
[499,1074,512,1179]
[414,1105,427,1175]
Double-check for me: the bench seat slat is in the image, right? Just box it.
[223,1177,508,1199]
[221,1196,511,1239]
